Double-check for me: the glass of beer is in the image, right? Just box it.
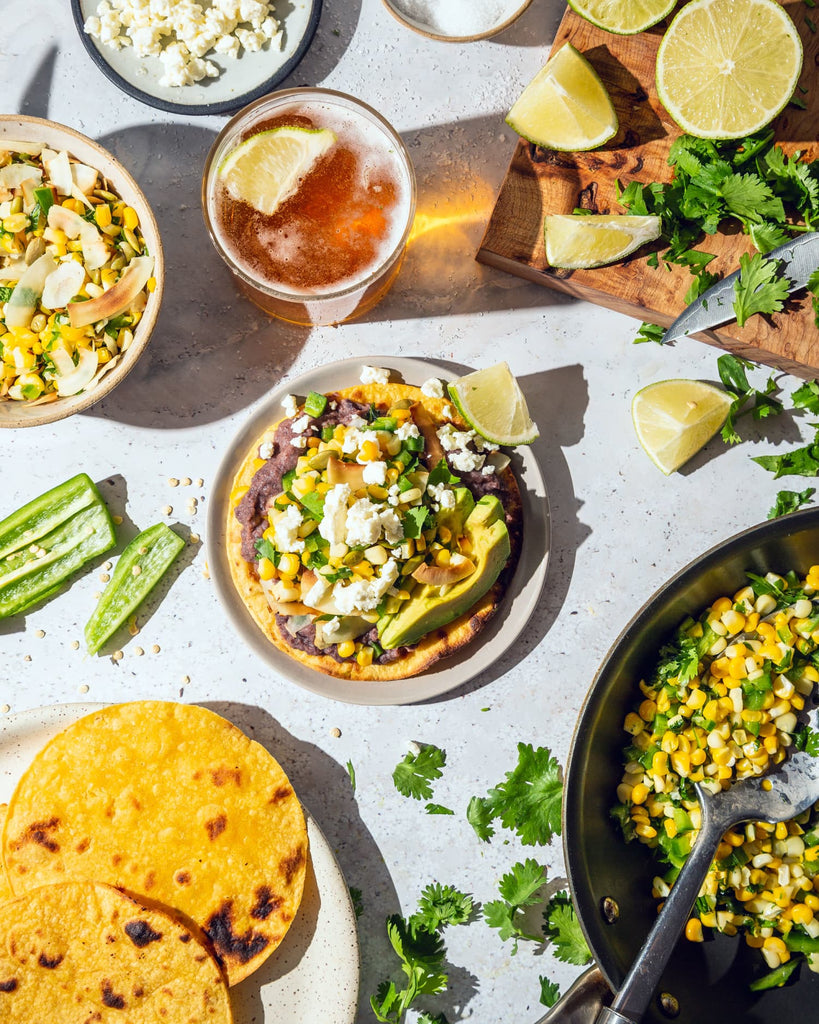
[202,88,416,327]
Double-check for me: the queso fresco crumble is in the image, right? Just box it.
[83,0,282,88]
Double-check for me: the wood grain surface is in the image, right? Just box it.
[477,1,819,376]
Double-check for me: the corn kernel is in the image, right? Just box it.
[685,918,704,942]
[635,823,657,839]
[356,646,374,667]
[123,206,140,230]
[624,712,644,736]
[639,698,657,721]
[630,783,649,805]
[278,553,300,577]
[359,439,380,461]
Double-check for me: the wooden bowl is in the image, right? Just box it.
[0,115,164,428]
[380,0,532,42]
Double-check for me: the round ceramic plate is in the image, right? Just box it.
[207,355,550,706]
[71,0,322,115]
[0,703,359,1024]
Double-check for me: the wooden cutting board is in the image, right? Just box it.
[477,1,819,377]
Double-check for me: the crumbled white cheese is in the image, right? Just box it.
[84,0,281,87]
[449,449,484,473]
[363,461,387,486]
[380,509,404,545]
[438,489,456,509]
[341,427,368,455]
[420,377,444,398]
[481,463,496,475]
[319,484,350,546]
[360,365,390,385]
[291,414,311,434]
[273,504,304,553]
[282,393,299,417]
[333,559,399,615]
[305,575,330,608]
[395,421,420,441]
[289,435,307,449]
[437,423,476,452]
[323,616,342,639]
[329,400,338,411]
[442,403,455,419]
[258,440,274,460]
[345,498,382,548]
[348,414,367,429]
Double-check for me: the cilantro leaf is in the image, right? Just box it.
[733,252,791,328]
[717,353,782,444]
[466,795,495,842]
[482,743,563,846]
[393,745,446,801]
[752,431,819,478]
[544,891,592,966]
[485,859,548,953]
[417,1015,448,1024]
[633,321,666,345]
[254,537,279,564]
[792,379,819,414]
[412,883,472,932]
[794,724,819,756]
[539,977,561,1008]
[298,490,325,521]
[425,803,454,816]
[346,760,356,792]
[402,506,429,539]
[767,487,816,519]
[427,458,460,489]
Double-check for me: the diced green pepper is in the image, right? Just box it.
[85,523,185,654]
[0,475,115,618]
[368,416,397,432]
[0,502,116,618]
[749,955,801,991]
[33,185,55,216]
[304,391,328,417]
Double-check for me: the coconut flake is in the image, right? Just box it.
[41,260,86,310]
[44,150,73,196]
[4,252,57,328]
[0,164,43,189]
[55,346,99,396]
[68,254,153,328]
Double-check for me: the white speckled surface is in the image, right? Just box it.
[2,2,816,1022]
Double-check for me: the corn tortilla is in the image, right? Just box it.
[1,702,308,986]
[0,880,232,1023]
[227,382,523,681]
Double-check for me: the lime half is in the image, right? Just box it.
[506,42,618,152]
[656,0,802,139]
[218,126,337,216]
[569,0,677,34]
[632,379,732,474]
[544,214,661,269]
[448,363,539,447]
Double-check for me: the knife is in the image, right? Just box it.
[661,231,819,344]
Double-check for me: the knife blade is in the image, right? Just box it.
[661,231,819,344]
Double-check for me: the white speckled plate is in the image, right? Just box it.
[0,703,360,1024]
[207,355,550,706]
[70,0,322,115]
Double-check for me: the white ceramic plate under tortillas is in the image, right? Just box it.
[0,703,359,1024]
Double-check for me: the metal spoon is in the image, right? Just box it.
[537,750,819,1024]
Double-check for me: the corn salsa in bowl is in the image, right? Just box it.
[0,115,163,428]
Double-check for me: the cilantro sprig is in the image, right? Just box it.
[733,252,791,328]
[767,487,816,519]
[543,890,592,966]
[468,743,563,846]
[484,859,549,954]
[717,354,782,445]
[393,744,446,801]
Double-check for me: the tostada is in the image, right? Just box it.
[226,372,523,680]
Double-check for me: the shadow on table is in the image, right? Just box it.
[416,361,591,705]
[200,701,424,1024]
[490,0,566,48]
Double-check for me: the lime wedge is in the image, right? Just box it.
[632,379,732,474]
[656,0,802,139]
[568,0,678,34]
[506,42,618,152]
[448,363,539,447]
[218,126,337,216]
[544,214,661,269]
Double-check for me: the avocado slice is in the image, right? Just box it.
[435,486,474,537]
[378,494,510,650]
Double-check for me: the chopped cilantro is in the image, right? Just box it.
[794,724,819,756]
[468,743,562,846]
[733,252,791,328]
[298,490,325,521]
[402,506,429,539]
[752,425,819,478]
[393,744,446,801]
[427,458,460,489]
[254,538,279,564]
[543,890,592,966]
[767,487,815,519]
[346,760,356,792]
[425,803,454,816]
[281,468,296,492]
[792,378,819,414]
[633,321,666,345]
[411,883,472,932]
[539,976,560,1008]
[484,859,548,953]
[717,354,782,445]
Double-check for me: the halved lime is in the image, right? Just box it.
[544,214,661,269]
[218,126,337,216]
[656,0,803,139]
[448,363,539,447]
[632,379,732,474]
[506,42,618,152]
[569,0,678,34]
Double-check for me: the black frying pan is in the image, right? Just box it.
[549,508,819,1024]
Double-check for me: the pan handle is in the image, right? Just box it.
[533,965,612,1024]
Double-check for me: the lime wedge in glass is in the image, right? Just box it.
[544,214,661,269]
[217,126,337,216]
[448,363,539,447]
[632,379,733,474]
[568,0,678,34]
[506,42,618,152]
[656,0,802,139]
